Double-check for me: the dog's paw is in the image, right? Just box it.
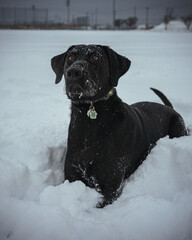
[96,197,113,208]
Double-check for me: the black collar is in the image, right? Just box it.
[72,88,116,105]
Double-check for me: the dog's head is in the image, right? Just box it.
[51,45,131,102]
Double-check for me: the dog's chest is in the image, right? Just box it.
[66,107,115,183]
[67,137,101,189]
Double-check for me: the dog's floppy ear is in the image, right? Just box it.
[51,52,67,84]
[103,46,131,87]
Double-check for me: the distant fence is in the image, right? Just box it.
[0,7,48,24]
[0,6,190,29]
[116,6,190,27]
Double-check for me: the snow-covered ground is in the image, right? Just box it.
[0,29,192,240]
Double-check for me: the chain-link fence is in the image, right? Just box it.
[0,7,48,24]
[0,6,191,29]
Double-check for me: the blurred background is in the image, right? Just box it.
[0,0,192,30]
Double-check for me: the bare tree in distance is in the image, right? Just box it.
[114,19,123,29]
[115,17,137,30]
[181,15,192,31]
[163,8,175,30]
[125,17,138,29]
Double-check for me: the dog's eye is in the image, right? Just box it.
[67,55,74,61]
[92,55,100,61]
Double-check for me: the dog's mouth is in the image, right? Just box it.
[66,79,99,101]
[67,89,96,100]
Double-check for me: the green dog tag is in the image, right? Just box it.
[90,109,97,119]
[87,107,97,120]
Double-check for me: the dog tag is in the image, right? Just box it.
[87,107,97,119]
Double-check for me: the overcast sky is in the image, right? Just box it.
[0,0,192,25]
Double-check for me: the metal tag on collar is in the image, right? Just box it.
[87,102,97,120]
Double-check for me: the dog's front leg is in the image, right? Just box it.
[95,171,125,208]
[64,155,81,183]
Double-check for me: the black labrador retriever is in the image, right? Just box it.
[51,45,187,207]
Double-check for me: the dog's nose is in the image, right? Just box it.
[66,67,84,80]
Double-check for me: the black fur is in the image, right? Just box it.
[51,45,187,208]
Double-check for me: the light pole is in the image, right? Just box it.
[86,12,89,30]
[134,7,136,18]
[146,7,149,29]
[113,0,116,30]
[95,8,98,30]
[66,0,70,26]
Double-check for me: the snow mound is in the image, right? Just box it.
[1,136,192,240]
[153,20,192,31]
[40,180,99,215]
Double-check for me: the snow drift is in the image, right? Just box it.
[0,29,192,240]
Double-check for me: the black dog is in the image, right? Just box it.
[51,45,187,207]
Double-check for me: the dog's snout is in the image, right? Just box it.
[66,67,83,80]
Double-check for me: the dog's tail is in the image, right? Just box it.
[150,88,173,109]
